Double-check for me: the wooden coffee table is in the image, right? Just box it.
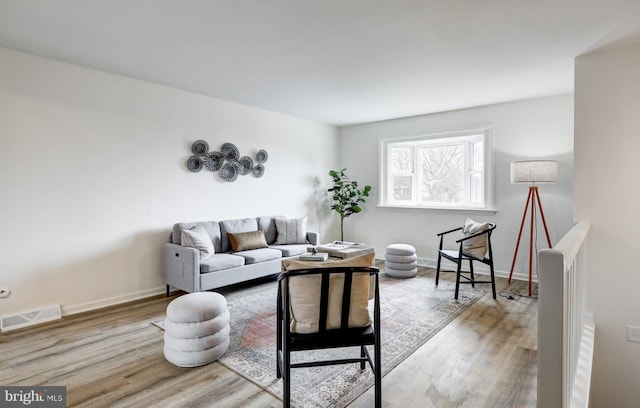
[308,242,375,259]
[283,251,376,271]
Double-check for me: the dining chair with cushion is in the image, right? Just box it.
[276,265,382,408]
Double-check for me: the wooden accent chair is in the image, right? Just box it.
[276,266,382,408]
[436,219,497,300]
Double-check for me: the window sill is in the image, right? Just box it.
[377,204,498,214]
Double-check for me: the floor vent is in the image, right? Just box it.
[417,257,436,267]
[1,304,61,332]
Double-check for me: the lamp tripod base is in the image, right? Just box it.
[508,185,552,296]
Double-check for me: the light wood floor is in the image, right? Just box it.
[0,266,538,408]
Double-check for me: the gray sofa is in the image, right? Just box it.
[163,216,318,295]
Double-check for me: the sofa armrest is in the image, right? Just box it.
[162,243,200,293]
[307,231,319,246]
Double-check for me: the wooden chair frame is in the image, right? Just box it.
[276,266,381,408]
[436,223,497,299]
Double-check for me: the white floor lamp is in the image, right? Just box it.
[508,160,557,296]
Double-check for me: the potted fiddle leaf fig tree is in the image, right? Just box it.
[328,168,372,241]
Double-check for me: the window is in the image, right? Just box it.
[380,126,493,210]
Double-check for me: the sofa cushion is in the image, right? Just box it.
[462,218,490,259]
[173,221,222,253]
[274,216,308,245]
[220,218,259,252]
[269,244,309,257]
[257,216,283,245]
[235,248,282,264]
[227,230,269,252]
[181,226,215,260]
[199,253,245,273]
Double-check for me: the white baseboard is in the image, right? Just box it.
[64,255,536,317]
[376,255,536,283]
[62,286,166,316]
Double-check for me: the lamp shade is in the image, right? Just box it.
[510,160,557,183]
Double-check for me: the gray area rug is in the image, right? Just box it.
[213,267,486,408]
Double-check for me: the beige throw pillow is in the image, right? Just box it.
[288,273,371,334]
[283,252,376,334]
[461,218,490,259]
[227,230,268,252]
[274,216,308,244]
[181,226,215,260]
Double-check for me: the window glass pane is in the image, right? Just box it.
[392,175,413,201]
[419,145,464,204]
[390,146,412,173]
[473,141,483,172]
[470,172,483,204]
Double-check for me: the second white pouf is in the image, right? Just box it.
[163,291,231,367]
[385,243,417,278]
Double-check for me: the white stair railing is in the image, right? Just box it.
[538,222,594,408]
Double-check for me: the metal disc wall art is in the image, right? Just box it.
[192,140,209,155]
[220,143,240,160]
[238,156,254,176]
[187,155,203,172]
[203,151,224,171]
[187,141,267,182]
[252,164,265,178]
[219,162,239,182]
[255,149,268,163]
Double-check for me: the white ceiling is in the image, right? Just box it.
[1,1,640,126]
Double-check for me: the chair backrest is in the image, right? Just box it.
[278,267,379,334]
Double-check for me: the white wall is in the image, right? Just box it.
[0,47,338,317]
[338,94,574,280]
[575,42,640,408]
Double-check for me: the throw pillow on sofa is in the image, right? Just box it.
[227,230,269,252]
[274,216,308,244]
[181,226,215,260]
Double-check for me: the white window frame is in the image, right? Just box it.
[379,125,495,211]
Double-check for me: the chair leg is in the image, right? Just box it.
[455,259,462,300]
[276,331,282,378]
[276,314,282,378]
[283,349,291,408]
[435,253,442,286]
[489,262,497,299]
[165,285,171,297]
[469,260,475,288]
[360,345,366,370]
[276,351,282,378]
[374,338,382,408]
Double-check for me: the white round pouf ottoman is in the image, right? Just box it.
[385,244,418,278]
[163,292,231,367]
